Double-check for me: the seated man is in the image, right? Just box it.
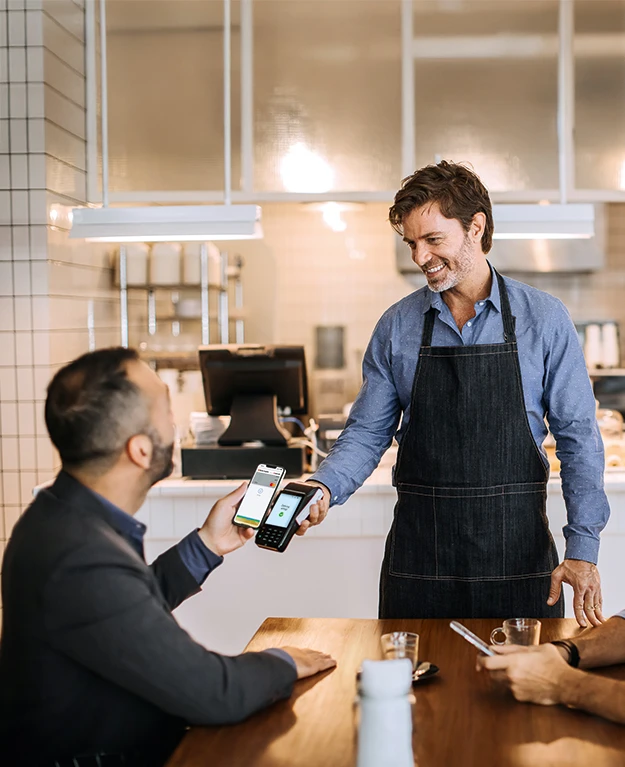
[0,347,335,767]
[478,611,625,723]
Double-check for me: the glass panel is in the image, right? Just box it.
[413,0,559,193]
[575,0,625,190]
[254,0,402,193]
[106,0,241,193]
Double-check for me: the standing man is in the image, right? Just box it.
[303,161,609,626]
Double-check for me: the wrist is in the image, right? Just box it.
[556,666,586,708]
[197,526,223,557]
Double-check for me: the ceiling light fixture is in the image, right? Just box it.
[70,0,262,243]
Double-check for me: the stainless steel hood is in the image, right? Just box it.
[396,204,606,277]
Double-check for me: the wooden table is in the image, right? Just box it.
[166,617,625,767]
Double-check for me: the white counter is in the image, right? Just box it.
[138,468,625,655]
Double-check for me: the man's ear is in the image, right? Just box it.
[471,212,486,243]
[127,433,153,470]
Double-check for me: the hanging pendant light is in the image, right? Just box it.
[70,0,262,243]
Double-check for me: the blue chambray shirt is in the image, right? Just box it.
[312,265,610,565]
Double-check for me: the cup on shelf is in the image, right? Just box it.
[150,243,182,285]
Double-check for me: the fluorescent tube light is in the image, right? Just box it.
[69,204,263,242]
[492,204,594,240]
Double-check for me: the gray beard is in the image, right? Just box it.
[426,235,475,293]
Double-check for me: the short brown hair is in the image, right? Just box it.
[389,161,494,254]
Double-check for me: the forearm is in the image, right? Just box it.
[560,669,625,725]
[575,617,625,669]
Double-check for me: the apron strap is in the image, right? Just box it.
[421,268,517,346]
[495,269,517,342]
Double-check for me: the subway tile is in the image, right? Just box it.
[28,152,45,188]
[8,82,25,117]
[30,259,48,294]
[1,473,20,507]
[29,188,46,224]
[32,332,48,365]
[7,9,24,45]
[42,13,84,75]
[0,155,8,189]
[45,85,85,138]
[32,363,49,400]
[35,434,53,470]
[0,366,16,400]
[44,0,84,43]
[0,50,7,86]
[4,506,21,537]
[0,226,9,260]
[0,330,15,364]
[9,153,27,188]
[10,189,28,223]
[45,120,85,170]
[0,83,7,119]
[13,295,31,328]
[42,49,83,107]
[12,260,30,295]
[25,8,41,45]
[0,193,8,230]
[27,117,44,152]
[31,295,48,330]
[14,331,33,366]
[8,47,26,82]
[17,402,37,438]
[26,81,44,117]
[0,412,19,440]
[0,261,12,294]
[34,399,46,435]
[0,120,8,152]
[29,223,46,259]
[46,154,86,198]
[19,435,36,467]
[9,118,27,153]
[11,224,28,259]
[19,470,38,504]
[0,296,12,331]
[26,45,43,81]
[0,10,6,47]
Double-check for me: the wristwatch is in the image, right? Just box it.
[550,639,580,667]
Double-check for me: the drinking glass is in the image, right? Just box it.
[380,632,419,669]
[490,618,541,646]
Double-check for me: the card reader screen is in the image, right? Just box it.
[265,492,301,528]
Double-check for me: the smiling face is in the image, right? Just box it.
[401,203,485,293]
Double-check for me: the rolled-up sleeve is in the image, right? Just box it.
[312,314,402,506]
[544,301,610,563]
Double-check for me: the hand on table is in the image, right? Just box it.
[197,482,255,557]
[548,559,605,627]
[477,644,576,706]
[280,647,337,679]
[295,481,331,536]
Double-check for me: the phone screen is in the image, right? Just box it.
[264,492,302,528]
[233,464,284,528]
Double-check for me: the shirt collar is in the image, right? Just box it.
[87,486,147,543]
[421,260,502,314]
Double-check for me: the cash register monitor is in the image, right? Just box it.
[198,345,308,447]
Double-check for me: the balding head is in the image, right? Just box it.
[45,347,154,474]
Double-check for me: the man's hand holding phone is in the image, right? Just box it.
[198,483,255,557]
[297,481,331,536]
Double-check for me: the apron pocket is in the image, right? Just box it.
[389,491,437,579]
[503,489,558,577]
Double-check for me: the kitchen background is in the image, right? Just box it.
[2,0,625,613]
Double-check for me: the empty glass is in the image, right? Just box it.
[490,618,541,646]
[380,632,419,670]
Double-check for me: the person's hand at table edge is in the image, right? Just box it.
[296,481,331,536]
[197,482,255,556]
[548,559,605,628]
[279,647,337,679]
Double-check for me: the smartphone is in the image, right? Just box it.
[449,621,496,656]
[232,464,286,529]
[255,482,324,552]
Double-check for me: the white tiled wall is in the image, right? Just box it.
[0,0,118,606]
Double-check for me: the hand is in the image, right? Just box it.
[477,644,575,706]
[279,646,337,679]
[197,483,255,557]
[295,481,331,537]
[548,559,605,627]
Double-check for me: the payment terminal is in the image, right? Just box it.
[255,482,324,552]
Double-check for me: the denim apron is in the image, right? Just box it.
[379,270,564,619]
